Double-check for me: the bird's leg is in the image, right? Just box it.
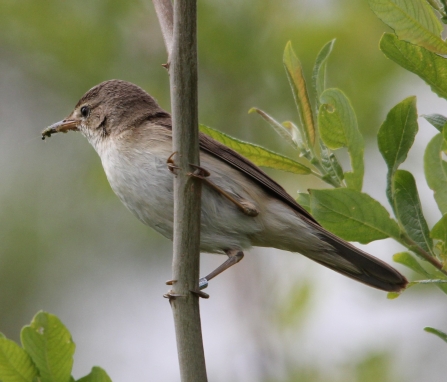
[188,164,259,217]
[199,249,244,290]
[167,250,243,297]
[167,249,244,294]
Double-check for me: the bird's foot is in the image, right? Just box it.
[166,152,180,174]
[165,279,209,299]
[190,288,210,299]
[188,165,259,217]
[188,164,210,178]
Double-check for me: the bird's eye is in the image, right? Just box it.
[80,106,90,118]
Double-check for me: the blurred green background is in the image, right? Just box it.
[1,0,446,381]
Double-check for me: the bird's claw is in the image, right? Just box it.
[187,166,259,217]
[188,164,210,178]
[167,154,210,180]
[165,279,209,299]
[163,292,186,301]
[190,289,210,299]
[166,152,180,174]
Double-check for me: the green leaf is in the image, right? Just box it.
[429,271,447,294]
[431,214,447,242]
[312,39,336,109]
[424,134,447,214]
[318,89,364,191]
[393,252,447,294]
[311,42,344,189]
[424,327,447,343]
[422,114,447,132]
[393,170,433,254]
[380,33,447,100]
[282,121,305,150]
[296,192,311,213]
[199,124,312,175]
[387,279,447,297]
[431,214,447,260]
[427,0,445,15]
[403,279,447,295]
[440,0,447,23]
[369,0,447,54]
[283,41,316,146]
[0,337,38,382]
[21,312,75,382]
[393,252,430,276]
[427,0,447,22]
[309,188,400,243]
[77,367,112,382]
[319,140,344,187]
[248,108,298,149]
[377,97,418,208]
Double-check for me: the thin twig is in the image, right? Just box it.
[399,234,447,276]
[152,0,174,59]
[153,0,208,380]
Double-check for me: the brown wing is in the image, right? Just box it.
[199,132,319,225]
[199,133,408,292]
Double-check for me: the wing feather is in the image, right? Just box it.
[199,133,408,292]
[199,133,319,224]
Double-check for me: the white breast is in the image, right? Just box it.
[99,138,176,239]
[94,135,268,253]
[89,131,331,258]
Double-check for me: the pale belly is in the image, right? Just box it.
[101,147,264,254]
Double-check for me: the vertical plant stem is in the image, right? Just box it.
[157,0,209,380]
[151,0,174,59]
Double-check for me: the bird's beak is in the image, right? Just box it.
[41,119,78,140]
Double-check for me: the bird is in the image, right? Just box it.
[42,79,407,292]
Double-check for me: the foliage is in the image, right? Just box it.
[2,0,447,380]
[0,312,111,382]
[200,0,447,344]
[2,0,444,380]
[424,326,447,343]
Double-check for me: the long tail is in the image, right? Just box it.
[307,225,408,292]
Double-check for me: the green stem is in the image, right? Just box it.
[300,139,345,188]
[397,233,447,276]
[310,156,344,188]
[310,169,324,179]
[308,156,324,174]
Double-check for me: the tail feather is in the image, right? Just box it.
[308,227,408,292]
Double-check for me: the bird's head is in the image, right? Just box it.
[42,79,169,148]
